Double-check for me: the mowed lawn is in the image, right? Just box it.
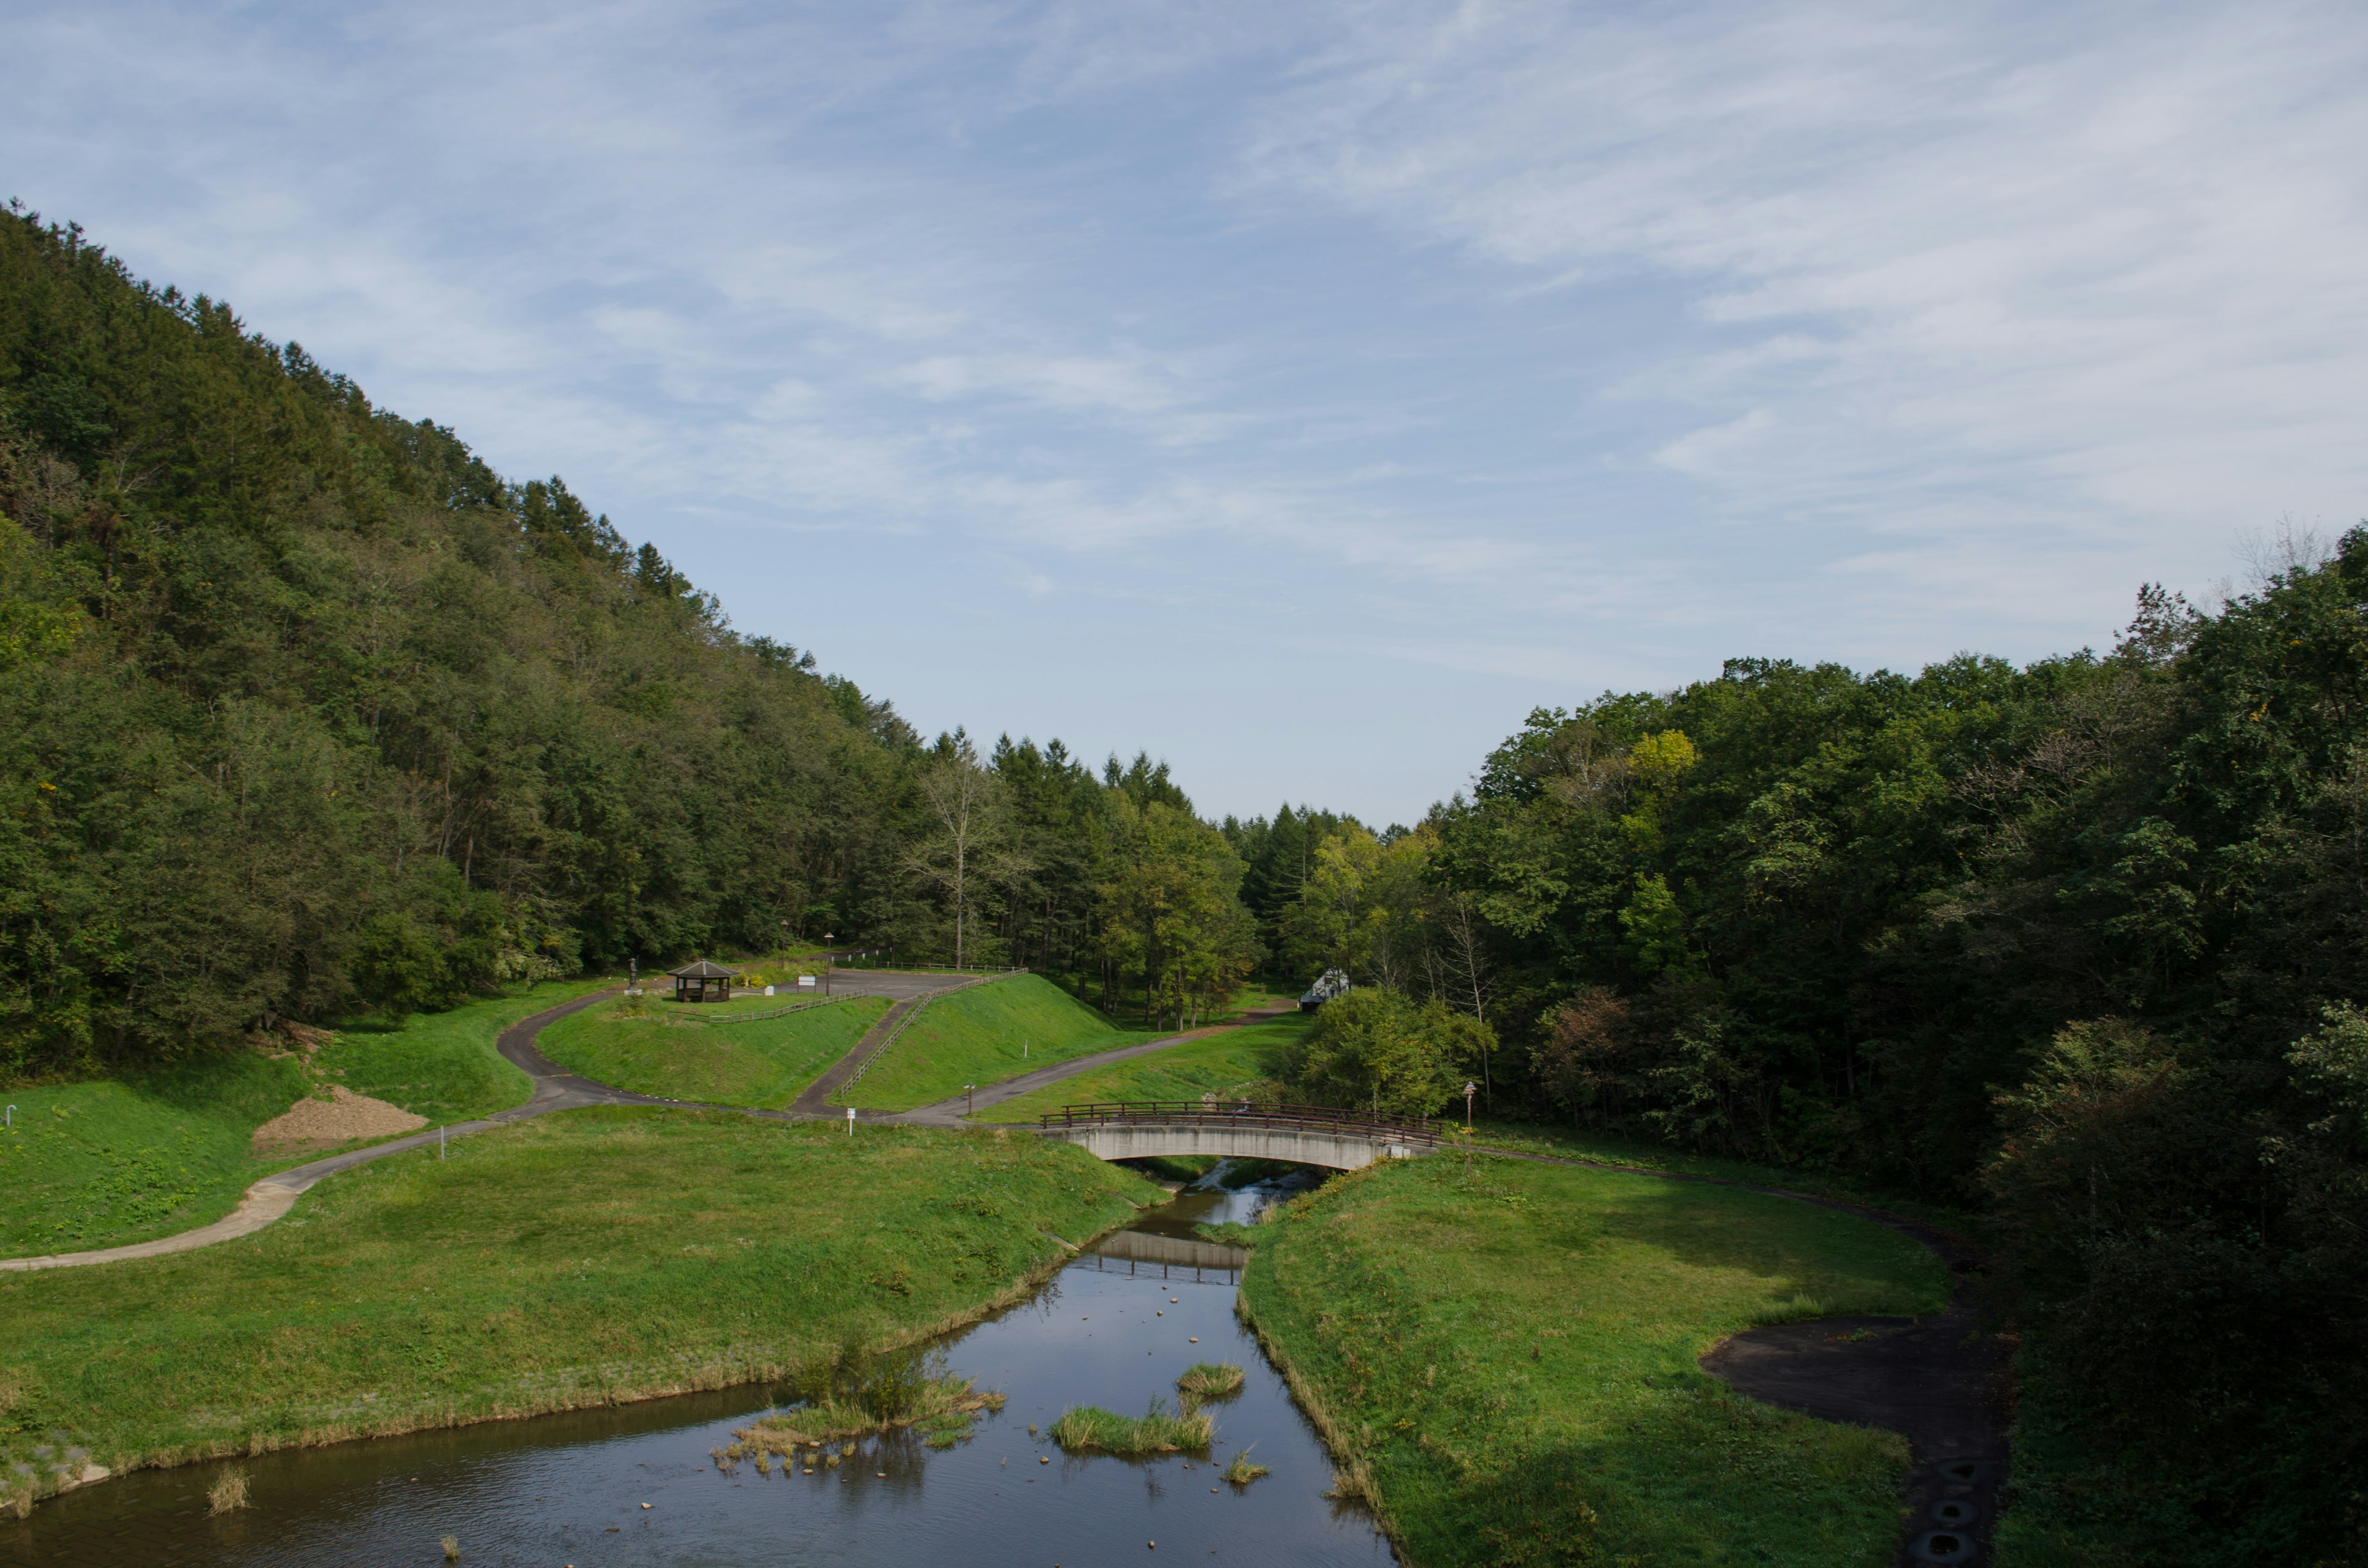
[980,1015,1307,1122]
[318,977,615,1123]
[847,975,1161,1112]
[535,994,892,1107]
[1,979,610,1258]
[1243,1154,1951,1568]
[0,1109,1160,1492]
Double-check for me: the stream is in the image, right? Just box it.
[4,1165,1391,1567]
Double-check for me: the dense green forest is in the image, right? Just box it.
[5,205,2363,1561]
[0,209,1254,1080]
[1228,577,2368,1559]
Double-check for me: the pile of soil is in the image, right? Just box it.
[250,1086,429,1154]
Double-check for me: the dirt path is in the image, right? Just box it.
[2,975,983,1272]
[899,1005,1296,1124]
[2,991,2007,1564]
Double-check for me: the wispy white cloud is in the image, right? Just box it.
[1236,0,2368,575]
[2,0,2361,819]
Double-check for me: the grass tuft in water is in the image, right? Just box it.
[729,1343,1003,1455]
[1220,1446,1269,1485]
[1050,1397,1213,1456]
[440,1536,459,1561]
[207,1467,249,1514]
[1175,1361,1246,1408]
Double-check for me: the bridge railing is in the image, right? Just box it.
[1038,1101,1445,1147]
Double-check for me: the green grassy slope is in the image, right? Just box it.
[535,995,892,1107]
[1465,1118,1978,1231]
[0,1110,1159,1495]
[0,979,613,1259]
[1241,1153,1951,1568]
[318,978,614,1123]
[979,1015,1307,1122]
[847,975,1161,1112]
[0,1054,309,1256]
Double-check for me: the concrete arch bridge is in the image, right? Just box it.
[1034,1102,1445,1171]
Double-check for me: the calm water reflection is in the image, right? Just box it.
[6,1166,1391,1567]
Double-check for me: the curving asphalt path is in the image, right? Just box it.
[2,981,2005,1561]
[900,1005,1296,1124]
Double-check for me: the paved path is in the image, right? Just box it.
[2,973,984,1272]
[4,984,2001,1561]
[902,1006,1296,1124]
[787,970,990,1114]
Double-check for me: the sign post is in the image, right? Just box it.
[846,1106,856,1137]
[1463,1082,1477,1177]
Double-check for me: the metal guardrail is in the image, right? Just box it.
[1038,1101,1445,1147]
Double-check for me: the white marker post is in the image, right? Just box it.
[846,1106,857,1137]
[440,1125,446,1160]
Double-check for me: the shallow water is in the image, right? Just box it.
[4,1168,1391,1567]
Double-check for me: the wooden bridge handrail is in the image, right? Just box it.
[1038,1100,1444,1145]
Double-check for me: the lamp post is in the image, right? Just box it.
[824,934,834,995]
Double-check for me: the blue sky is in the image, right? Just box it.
[6,1,2364,823]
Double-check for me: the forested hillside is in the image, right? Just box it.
[1239,568,2368,1562]
[0,210,1256,1080]
[5,204,2361,1559]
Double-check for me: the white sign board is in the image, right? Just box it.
[798,975,818,989]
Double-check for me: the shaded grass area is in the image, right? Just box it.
[0,1109,1161,1502]
[1240,1152,1951,1567]
[850,974,1161,1112]
[535,995,891,1107]
[977,1015,1307,1123]
[1467,1117,1978,1232]
[319,978,615,1124]
[1050,1399,1214,1455]
[1991,1355,2180,1568]
[0,979,616,1259]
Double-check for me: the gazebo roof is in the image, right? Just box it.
[668,959,741,979]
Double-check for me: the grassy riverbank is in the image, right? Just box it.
[535,994,892,1106]
[1240,1152,1950,1567]
[979,1015,1306,1122]
[0,1109,1159,1505]
[0,980,610,1258]
[1465,1117,1978,1231]
[847,975,1161,1111]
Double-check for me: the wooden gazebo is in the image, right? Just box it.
[668,958,740,1004]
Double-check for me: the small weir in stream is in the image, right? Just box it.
[2,1165,1391,1568]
